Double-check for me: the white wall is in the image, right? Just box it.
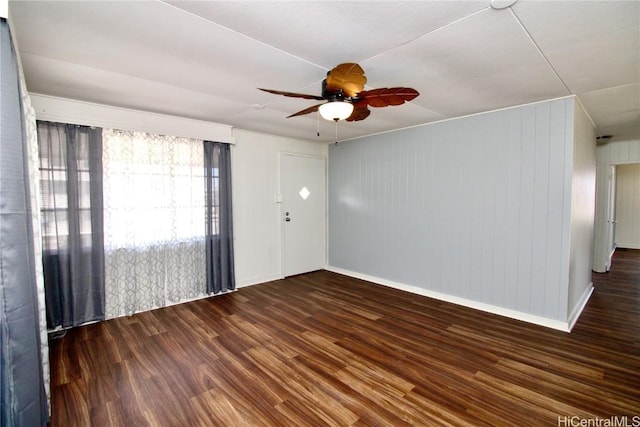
[329,97,593,330]
[615,163,640,249]
[567,101,597,326]
[593,138,640,271]
[232,129,327,287]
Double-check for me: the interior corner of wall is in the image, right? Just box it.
[567,283,594,331]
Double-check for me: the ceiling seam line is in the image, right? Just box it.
[574,95,598,130]
[158,0,327,73]
[361,7,492,64]
[580,83,640,95]
[508,8,572,95]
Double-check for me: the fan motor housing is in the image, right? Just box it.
[322,79,349,101]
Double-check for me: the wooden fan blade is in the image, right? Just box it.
[325,63,367,98]
[259,88,324,101]
[346,105,371,122]
[359,87,419,108]
[286,103,325,118]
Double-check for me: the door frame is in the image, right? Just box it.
[605,164,617,271]
[278,151,328,278]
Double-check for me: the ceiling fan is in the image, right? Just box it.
[259,63,419,122]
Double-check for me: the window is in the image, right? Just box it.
[102,130,208,249]
[39,125,95,249]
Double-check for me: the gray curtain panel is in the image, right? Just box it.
[0,18,49,426]
[37,121,105,328]
[204,141,235,293]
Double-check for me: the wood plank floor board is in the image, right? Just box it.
[194,363,284,426]
[47,250,640,426]
[291,353,409,426]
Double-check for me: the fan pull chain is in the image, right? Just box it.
[334,119,339,145]
[317,111,320,137]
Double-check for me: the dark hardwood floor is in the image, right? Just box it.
[48,250,640,426]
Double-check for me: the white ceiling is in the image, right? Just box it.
[8,0,640,143]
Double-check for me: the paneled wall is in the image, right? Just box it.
[329,97,594,329]
[598,139,640,164]
[232,129,327,287]
[567,102,597,321]
[615,163,640,249]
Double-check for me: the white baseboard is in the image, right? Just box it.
[236,274,282,289]
[325,265,573,332]
[616,243,640,250]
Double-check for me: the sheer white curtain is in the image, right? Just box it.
[102,130,207,318]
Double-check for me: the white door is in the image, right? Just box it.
[281,153,326,277]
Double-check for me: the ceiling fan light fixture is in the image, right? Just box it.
[319,101,354,121]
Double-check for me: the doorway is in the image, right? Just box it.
[614,163,640,250]
[280,153,326,277]
[596,161,640,272]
